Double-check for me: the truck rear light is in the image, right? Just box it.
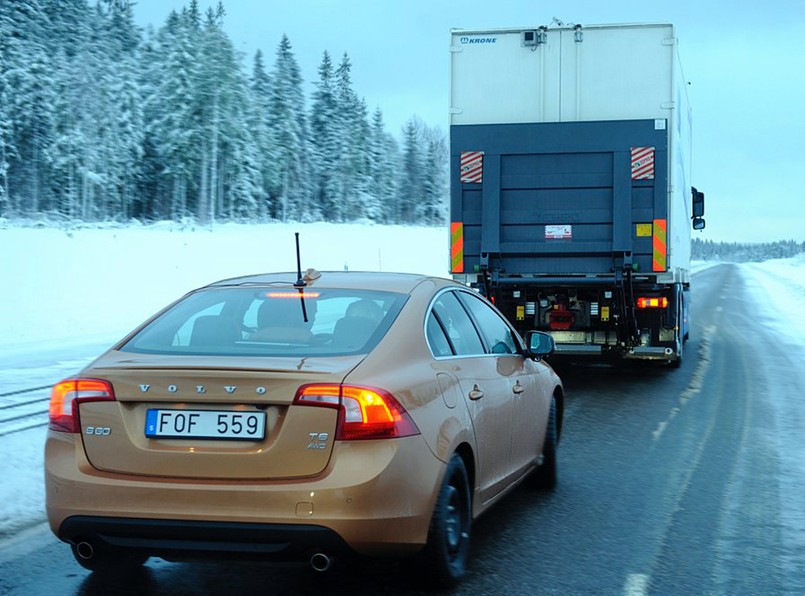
[294,384,420,441]
[636,297,668,309]
[48,378,116,433]
[549,306,574,330]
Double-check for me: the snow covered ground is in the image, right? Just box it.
[0,223,803,547]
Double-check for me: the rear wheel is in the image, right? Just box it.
[420,454,471,587]
[528,398,558,490]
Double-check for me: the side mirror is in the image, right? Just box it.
[691,187,705,230]
[525,330,555,359]
[691,187,705,218]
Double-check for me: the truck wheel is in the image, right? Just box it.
[672,305,684,368]
[420,454,471,587]
[527,398,558,490]
[672,337,683,368]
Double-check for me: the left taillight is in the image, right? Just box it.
[294,383,420,441]
[48,378,116,433]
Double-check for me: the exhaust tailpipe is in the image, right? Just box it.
[310,552,332,572]
[76,541,95,560]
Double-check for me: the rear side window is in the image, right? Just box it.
[426,289,522,358]
[426,314,453,357]
[120,287,407,357]
[456,291,520,355]
[427,291,485,356]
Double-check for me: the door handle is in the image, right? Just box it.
[468,384,484,400]
[512,380,525,395]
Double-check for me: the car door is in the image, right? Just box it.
[428,290,514,505]
[456,291,549,480]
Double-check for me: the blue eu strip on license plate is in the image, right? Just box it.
[145,409,266,440]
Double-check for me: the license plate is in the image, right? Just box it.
[145,409,266,440]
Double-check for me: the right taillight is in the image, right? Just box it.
[636,296,669,309]
[48,378,115,433]
[294,383,420,441]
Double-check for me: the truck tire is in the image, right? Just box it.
[672,304,684,368]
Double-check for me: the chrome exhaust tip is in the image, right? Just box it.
[310,552,332,572]
[75,541,95,560]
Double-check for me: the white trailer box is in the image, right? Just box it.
[449,23,704,363]
[450,23,690,125]
[450,22,694,280]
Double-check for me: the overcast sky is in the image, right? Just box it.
[133,0,805,244]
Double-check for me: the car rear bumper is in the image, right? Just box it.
[45,430,442,559]
[58,516,350,562]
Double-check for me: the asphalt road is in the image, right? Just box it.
[1,264,802,595]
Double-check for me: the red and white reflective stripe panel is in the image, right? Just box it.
[653,218,667,271]
[460,151,484,183]
[450,222,464,273]
[631,147,655,180]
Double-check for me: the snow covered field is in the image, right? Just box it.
[0,223,803,545]
[1,222,449,354]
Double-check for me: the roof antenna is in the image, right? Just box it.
[293,233,309,323]
[294,232,305,288]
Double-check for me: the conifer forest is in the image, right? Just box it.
[0,0,448,225]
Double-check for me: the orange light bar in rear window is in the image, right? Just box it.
[265,291,321,299]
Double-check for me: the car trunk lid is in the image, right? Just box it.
[77,351,361,480]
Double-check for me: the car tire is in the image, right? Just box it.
[70,543,147,573]
[527,398,558,490]
[420,454,471,587]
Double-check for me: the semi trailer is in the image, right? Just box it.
[449,22,705,365]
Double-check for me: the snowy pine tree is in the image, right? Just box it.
[0,12,13,208]
[0,1,443,226]
[419,129,447,225]
[268,35,311,221]
[146,8,201,219]
[368,107,398,223]
[398,117,425,224]
[249,49,279,218]
[334,53,372,221]
[2,0,55,215]
[310,51,341,220]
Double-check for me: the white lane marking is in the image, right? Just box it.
[624,573,650,596]
[651,325,715,441]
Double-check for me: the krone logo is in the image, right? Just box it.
[460,36,497,45]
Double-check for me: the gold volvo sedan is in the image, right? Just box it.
[45,270,563,586]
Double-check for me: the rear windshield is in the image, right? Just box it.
[119,287,407,357]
